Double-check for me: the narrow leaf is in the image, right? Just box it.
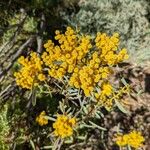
[83,106,88,114]
[77,135,86,140]
[137,89,143,96]
[115,99,130,115]
[89,121,107,131]
[30,140,36,150]
[31,85,37,106]
[121,78,128,86]
[44,116,56,121]
[41,146,53,149]
[127,145,132,150]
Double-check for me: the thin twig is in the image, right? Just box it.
[0,82,17,108]
[0,12,27,53]
[0,36,35,78]
[37,12,46,54]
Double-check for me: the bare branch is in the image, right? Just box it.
[37,13,46,54]
[0,82,17,108]
[0,36,35,78]
[0,11,27,54]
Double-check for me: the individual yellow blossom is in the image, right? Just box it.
[38,73,46,81]
[36,111,48,126]
[14,52,45,89]
[53,115,76,138]
[115,131,145,149]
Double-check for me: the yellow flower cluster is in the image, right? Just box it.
[116,130,145,149]
[14,52,46,89]
[69,51,112,97]
[53,115,76,138]
[41,27,129,109]
[95,32,129,65]
[42,26,92,79]
[14,27,129,110]
[36,111,48,126]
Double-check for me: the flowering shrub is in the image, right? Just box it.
[13,26,145,149]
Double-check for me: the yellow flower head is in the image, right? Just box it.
[14,52,45,89]
[36,111,48,126]
[53,115,76,138]
[115,130,145,149]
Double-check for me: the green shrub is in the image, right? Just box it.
[0,105,10,150]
